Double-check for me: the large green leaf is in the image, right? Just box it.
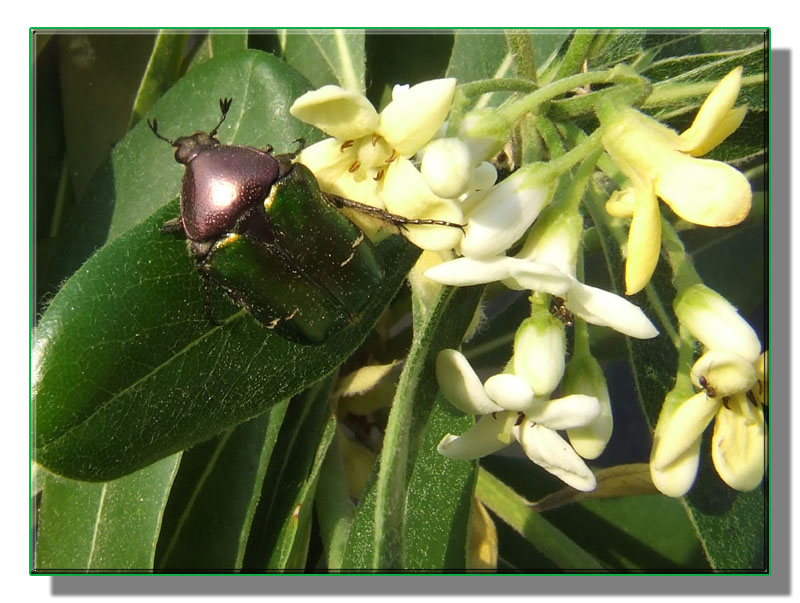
[34,455,180,572]
[33,203,419,481]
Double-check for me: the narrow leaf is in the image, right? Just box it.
[371,284,484,568]
[154,401,289,570]
[35,455,180,572]
[280,29,366,92]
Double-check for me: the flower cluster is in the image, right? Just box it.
[599,67,752,294]
[435,319,604,492]
[650,285,767,497]
[290,79,466,251]
[292,66,760,497]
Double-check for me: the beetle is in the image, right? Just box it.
[148,98,462,344]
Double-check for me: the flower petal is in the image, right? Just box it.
[650,435,702,497]
[654,152,751,227]
[679,67,745,156]
[527,394,602,431]
[514,423,597,491]
[515,207,583,278]
[674,284,762,361]
[711,393,766,491]
[436,349,503,415]
[424,256,519,286]
[438,413,516,460]
[564,353,613,460]
[513,318,566,396]
[420,137,473,199]
[508,261,573,296]
[605,187,636,218]
[651,392,719,470]
[566,282,659,339]
[290,85,379,140]
[690,350,757,397]
[378,78,456,155]
[460,164,556,258]
[484,373,535,413]
[381,158,464,251]
[296,138,356,182]
[624,185,662,295]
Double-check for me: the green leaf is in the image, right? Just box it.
[129,32,189,126]
[314,435,356,570]
[642,42,768,118]
[365,33,453,107]
[279,30,366,92]
[208,31,248,56]
[356,284,484,569]
[684,452,766,571]
[33,199,420,481]
[402,395,477,569]
[241,376,337,570]
[447,31,511,89]
[34,455,180,572]
[57,34,160,199]
[154,401,289,570]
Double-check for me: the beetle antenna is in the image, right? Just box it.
[147,118,175,146]
[209,98,233,138]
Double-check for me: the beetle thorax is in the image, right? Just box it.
[179,145,281,242]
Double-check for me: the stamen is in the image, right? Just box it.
[374,168,385,181]
[348,160,361,173]
[340,140,354,152]
[371,133,381,146]
[385,149,398,164]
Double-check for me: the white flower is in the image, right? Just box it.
[424,208,659,340]
[290,80,463,251]
[457,163,557,259]
[435,325,602,492]
[650,285,766,496]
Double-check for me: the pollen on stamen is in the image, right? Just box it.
[340,140,354,152]
[385,149,398,164]
[348,160,361,173]
[373,168,385,181]
[371,133,381,146]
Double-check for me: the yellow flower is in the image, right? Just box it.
[650,285,766,497]
[290,80,463,251]
[602,67,752,294]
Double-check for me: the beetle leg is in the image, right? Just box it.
[161,217,185,236]
[323,193,467,233]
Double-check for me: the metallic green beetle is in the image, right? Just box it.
[148,98,460,344]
